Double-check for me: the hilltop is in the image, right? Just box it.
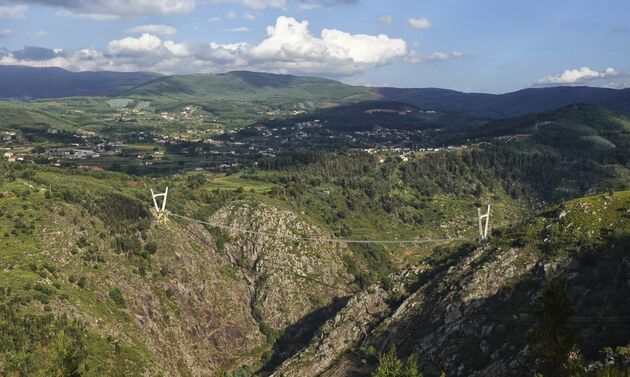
[125,71,374,105]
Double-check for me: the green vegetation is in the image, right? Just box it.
[126,71,374,106]
[108,287,126,308]
[529,280,579,377]
[371,348,423,377]
[1,79,629,376]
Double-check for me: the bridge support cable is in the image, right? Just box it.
[151,189,474,245]
[165,210,466,245]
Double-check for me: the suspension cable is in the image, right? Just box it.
[166,211,468,245]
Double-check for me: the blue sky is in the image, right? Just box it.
[1,0,629,92]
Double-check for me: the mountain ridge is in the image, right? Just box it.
[2,65,630,120]
[0,65,161,99]
[375,85,630,117]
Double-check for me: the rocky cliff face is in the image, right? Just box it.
[212,201,354,331]
[364,245,540,377]
[270,267,422,377]
[270,191,630,377]
[34,197,356,376]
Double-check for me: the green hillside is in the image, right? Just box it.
[0,72,377,135]
[125,71,375,104]
[121,71,376,128]
[0,101,76,131]
[466,103,630,156]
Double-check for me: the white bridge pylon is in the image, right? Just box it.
[477,204,491,240]
[151,187,169,217]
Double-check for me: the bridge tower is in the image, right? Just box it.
[151,187,169,222]
[477,204,491,240]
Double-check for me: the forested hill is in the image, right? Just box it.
[375,86,630,118]
[124,71,376,105]
[461,103,630,163]
[0,65,160,99]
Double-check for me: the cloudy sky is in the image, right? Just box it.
[0,0,629,92]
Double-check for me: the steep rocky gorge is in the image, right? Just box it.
[270,192,630,377]
[5,166,628,377]
[37,197,356,376]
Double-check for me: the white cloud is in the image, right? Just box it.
[536,66,617,85]
[209,16,221,22]
[533,66,630,89]
[0,48,111,71]
[211,0,286,10]
[0,16,459,76]
[0,29,13,38]
[129,24,177,36]
[297,2,319,10]
[0,4,29,18]
[408,50,464,63]
[54,9,120,20]
[28,30,49,37]
[163,40,189,56]
[11,0,194,20]
[226,27,251,32]
[298,0,358,9]
[3,0,357,19]
[108,33,164,55]
[249,16,407,73]
[379,15,393,27]
[243,12,256,20]
[407,17,431,30]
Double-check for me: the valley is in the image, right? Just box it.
[0,68,629,377]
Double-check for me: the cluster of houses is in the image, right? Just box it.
[3,151,19,163]
[2,131,17,143]
[49,148,101,159]
[2,148,34,164]
[159,105,208,123]
[361,144,472,162]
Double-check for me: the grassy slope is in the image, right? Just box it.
[0,163,360,376]
[0,72,377,135]
[125,71,375,105]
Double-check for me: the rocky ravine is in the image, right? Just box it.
[270,193,630,377]
[42,199,355,376]
[270,243,551,377]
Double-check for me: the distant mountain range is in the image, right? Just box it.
[376,86,630,118]
[0,65,160,99]
[1,65,629,118]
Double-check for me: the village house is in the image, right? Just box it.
[3,151,16,163]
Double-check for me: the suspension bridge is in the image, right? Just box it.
[151,187,491,244]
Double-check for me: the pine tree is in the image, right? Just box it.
[529,279,578,377]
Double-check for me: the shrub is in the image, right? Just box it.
[145,241,158,254]
[108,287,126,308]
[371,348,422,377]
